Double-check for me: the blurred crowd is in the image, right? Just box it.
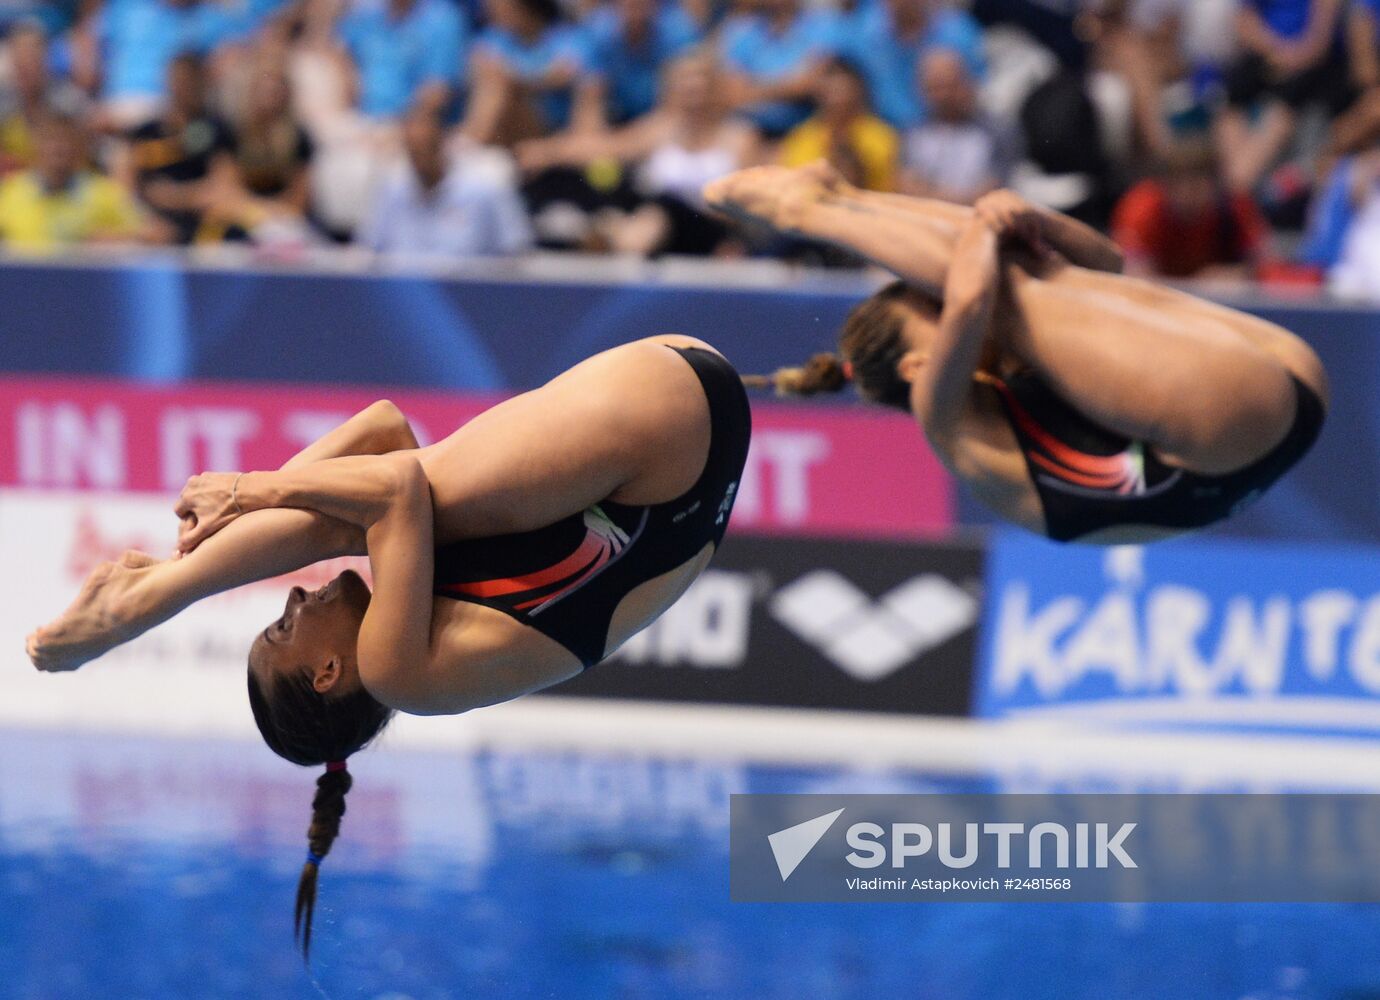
[2,0,1380,293]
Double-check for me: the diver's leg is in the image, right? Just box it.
[1006,271,1298,475]
[26,400,411,671]
[1051,263,1330,401]
[27,507,362,672]
[852,190,974,230]
[706,167,967,296]
[419,337,715,541]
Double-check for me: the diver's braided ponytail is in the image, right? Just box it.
[294,761,352,959]
[743,352,851,398]
[744,282,917,410]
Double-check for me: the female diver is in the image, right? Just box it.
[707,163,1327,544]
[25,336,750,953]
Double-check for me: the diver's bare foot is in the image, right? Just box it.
[26,550,162,673]
[703,165,828,234]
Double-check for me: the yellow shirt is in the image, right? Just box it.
[779,115,900,192]
[0,170,142,250]
[0,113,37,170]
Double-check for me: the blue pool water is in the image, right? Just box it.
[2,726,1379,1000]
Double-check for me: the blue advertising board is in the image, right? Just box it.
[976,532,1380,736]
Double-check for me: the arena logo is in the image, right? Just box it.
[612,567,978,680]
[990,547,1380,702]
[770,571,978,681]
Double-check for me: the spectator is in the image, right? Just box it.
[201,58,315,242]
[286,0,354,136]
[574,0,700,129]
[844,0,984,129]
[1088,0,1238,160]
[518,51,760,254]
[1351,0,1380,93]
[1012,69,1115,228]
[1214,0,1350,194]
[283,0,388,238]
[337,0,467,120]
[359,106,532,257]
[0,112,155,248]
[1298,150,1367,272]
[1111,138,1268,280]
[83,0,228,131]
[779,56,898,192]
[900,47,1018,203]
[117,52,233,244]
[719,0,842,137]
[1327,149,1380,298]
[0,22,86,173]
[1327,0,1380,161]
[463,0,588,146]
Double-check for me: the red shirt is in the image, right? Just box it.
[1111,180,1266,278]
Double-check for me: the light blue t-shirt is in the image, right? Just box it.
[475,24,588,129]
[718,8,842,135]
[338,0,467,119]
[97,0,224,100]
[583,4,699,122]
[844,5,984,129]
[360,164,533,257]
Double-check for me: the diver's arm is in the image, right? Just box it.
[139,405,414,609]
[914,217,1000,446]
[233,453,424,530]
[972,189,1124,273]
[176,402,413,569]
[1033,206,1124,273]
[353,457,435,696]
[281,399,419,469]
[174,451,427,554]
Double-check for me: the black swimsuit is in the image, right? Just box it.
[432,346,751,668]
[987,369,1325,543]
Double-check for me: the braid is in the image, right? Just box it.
[295,765,352,959]
[743,353,850,398]
[744,281,919,411]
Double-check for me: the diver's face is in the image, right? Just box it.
[249,570,372,695]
